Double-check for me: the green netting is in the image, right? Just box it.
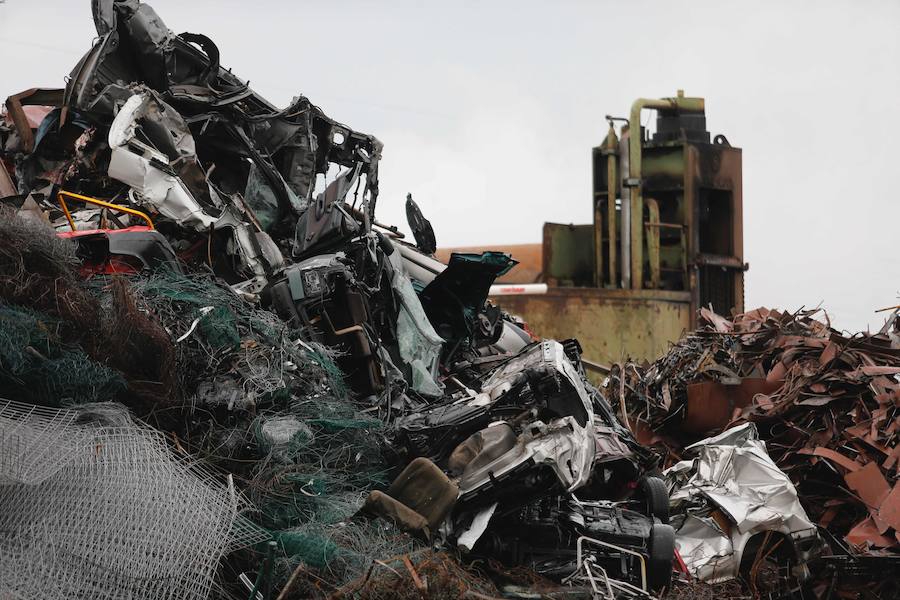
[253,415,316,463]
[237,381,409,585]
[33,351,128,406]
[267,518,417,584]
[197,305,240,351]
[248,406,389,528]
[306,417,382,432]
[0,304,54,372]
[304,347,348,396]
[124,273,407,587]
[129,271,242,350]
[0,268,409,590]
[125,271,411,584]
[128,270,350,401]
[0,238,411,592]
[272,529,343,570]
[0,205,425,597]
[132,270,237,307]
[0,303,127,406]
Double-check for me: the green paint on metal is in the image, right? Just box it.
[543,223,594,286]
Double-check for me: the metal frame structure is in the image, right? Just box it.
[58,190,155,231]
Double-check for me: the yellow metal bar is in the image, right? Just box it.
[628,91,704,290]
[645,222,684,229]
[645,198,661,289]
[59,194,77,231]
[57,190,154,231]
[605,125,618,288]
[593,197,603,287]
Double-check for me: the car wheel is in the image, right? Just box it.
[646,523,675,592]
[638,475,670,524]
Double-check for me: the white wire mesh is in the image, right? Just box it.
[0,399,265,600]
[0,399,83,485]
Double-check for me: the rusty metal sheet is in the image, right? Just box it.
[799,447,862,472]
[684,382,736,434]
[766,360,787,383]
[684,379,781,434]
[631,416,664,447]
[819,340,840,365]
[883,444,900,471]
[849,365,900,377]
[877,482,900,532]
[699,307,732,333]
[494,287,692,368]
[844,462,891,509]
[0,165,15,198]
[818,505,840,528]
[846,517,896,549]
[4,88,65,154]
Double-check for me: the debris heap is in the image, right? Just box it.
[5,2,894,598]
[609,306,900,597]
[0,2,673,599]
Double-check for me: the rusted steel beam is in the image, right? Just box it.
[4,88,65,154]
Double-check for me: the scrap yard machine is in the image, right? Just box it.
[440,91,747,369]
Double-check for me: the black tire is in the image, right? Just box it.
[638,475,670,524]
[647,523,675,592]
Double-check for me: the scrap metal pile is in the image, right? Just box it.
[0,2,677,599]
[607,306,900,597]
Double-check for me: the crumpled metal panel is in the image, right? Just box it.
[666,423,818,583]
[669,513,735,581]
[108,93,217,231]
[388,248,444,398]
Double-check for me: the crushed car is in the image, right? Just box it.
[367,339,676,593]
[666,423,824,592]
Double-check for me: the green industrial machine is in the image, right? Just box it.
[496,91,746,366]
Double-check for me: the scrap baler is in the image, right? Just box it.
[439,92,747,368]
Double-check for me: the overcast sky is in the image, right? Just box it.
[2,0,898,332]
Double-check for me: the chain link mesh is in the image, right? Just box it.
[0,399,265,600]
